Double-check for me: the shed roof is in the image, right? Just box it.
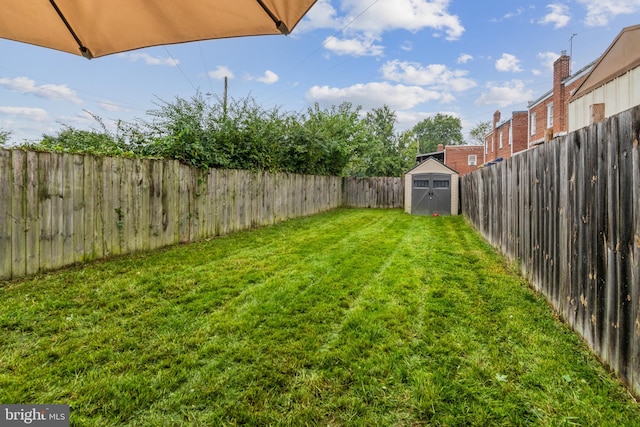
[569,24,640,102]
[415,150,444,164]
[406,157,458,175]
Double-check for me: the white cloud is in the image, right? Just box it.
[120,52,178,66]
[577,0,640,26]
[539,4,571,28]
[208,66,234,80]
[306,82,444,111]
[491,6,526,22]
[400,41,413,51]
[496,53,523,72]
[381,60,476,92]
[475,80,534,108]
[504,7,526,19]
[324,35,384,57]
[296,0,339,32]
[98,101,125,112]
[298,0,464,48]
[0,106,49,121]
[341,0,464,40]
[255,70,279,85]
[538,51,561,73]
[457,53,473,64]
[0,77,82,104]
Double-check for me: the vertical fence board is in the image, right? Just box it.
[617,112,634,380]
[25,151,39,276]
[585,126,599,350]
[51,153,65,269]
[38,153,53,272]
[0,150,11,279]
[62,154,74,266]
[631,118,640,395]
[595,121,609,354]
[10,151,26,278]
[119,158,134,254]
[72,155,84,263]
[605,116,621,372]
[178,164,190,243]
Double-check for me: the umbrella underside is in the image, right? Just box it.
[1,0,317,58]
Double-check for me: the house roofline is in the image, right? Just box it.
[569,24,640,103]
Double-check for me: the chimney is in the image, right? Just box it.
[493,110,501,132]
[553,51,571,134]
[437,144,444,152]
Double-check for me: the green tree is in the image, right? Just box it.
[468,120,491,146]
[396,130,419,172]
[352,105,406,177]
[412,113,463,154]
[282,102,366,176]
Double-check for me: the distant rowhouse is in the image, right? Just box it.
[415,143,484,177]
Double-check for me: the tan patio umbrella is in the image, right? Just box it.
[1,0,317,59]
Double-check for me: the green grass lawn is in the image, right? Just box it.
[1,208,639,426]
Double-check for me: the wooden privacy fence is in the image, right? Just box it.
[342,176,404,208]
[0,149,403,281]
[461,105,640,398]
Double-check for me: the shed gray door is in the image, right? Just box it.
[411,173,451,215]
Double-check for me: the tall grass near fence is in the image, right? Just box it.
[0,149,403,281]
[461,105,640,399]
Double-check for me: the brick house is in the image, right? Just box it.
[480,51,594,166]
[483,110,528,163]
[528,52,593,146]
[443,144,485,176]
[415,143,484,176]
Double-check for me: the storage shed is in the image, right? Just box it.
[404,157,459,216]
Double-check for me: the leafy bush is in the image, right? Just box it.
[9,93,423,177]
[0,129,11,146]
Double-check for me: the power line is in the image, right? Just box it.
[287,0,381,73]
[163,46,198,92]
[198,43,214,94]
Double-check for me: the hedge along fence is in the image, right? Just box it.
[0,149,404,281]
[461,105,640,399]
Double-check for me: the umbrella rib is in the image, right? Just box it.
[49,0,94,58]
[255,0,290,35]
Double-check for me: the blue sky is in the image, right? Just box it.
[1,0,639,144]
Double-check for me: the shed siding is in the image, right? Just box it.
[404,158,459,215]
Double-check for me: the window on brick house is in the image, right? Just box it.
[468,155,477,166]
[509,125,512,145]
[531,113,537,135]
[499,132,503,149]
[547,102,554,128]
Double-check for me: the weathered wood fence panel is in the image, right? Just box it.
[341,176,404,208]
[0,154,404,281]
[461,105,640,399]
